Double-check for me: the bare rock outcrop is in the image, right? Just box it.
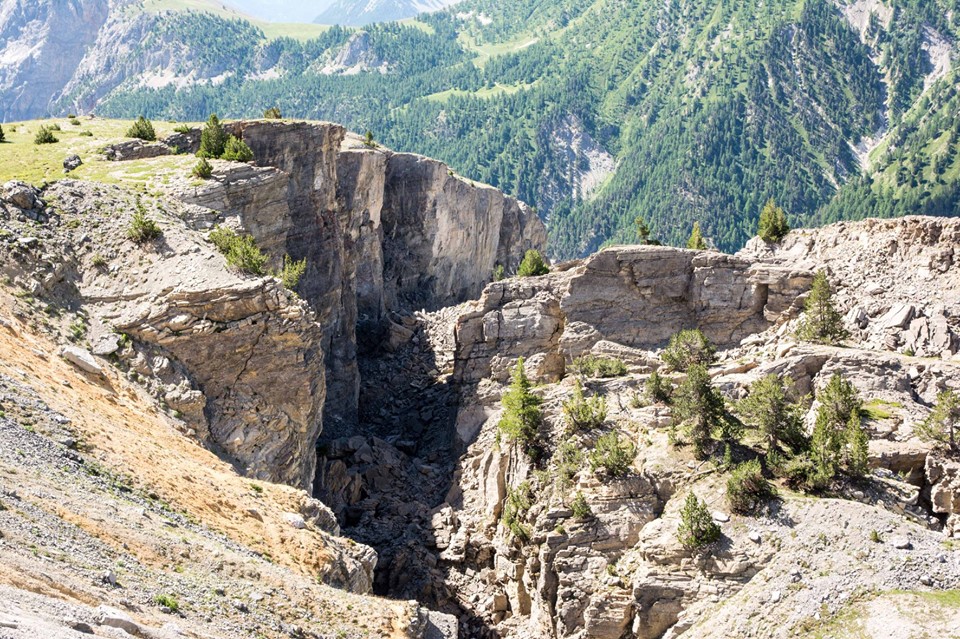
[740,216,960,359]
[171,122,546,438]
[454,245,812,386]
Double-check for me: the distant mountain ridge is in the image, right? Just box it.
[1,0,958,257]
[314,0,460,26]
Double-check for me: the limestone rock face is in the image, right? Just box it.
[172,123,547,439]
[454,246,812,385]
[739,216,960,359]
[381,152,547,312]
[927,456,960,537]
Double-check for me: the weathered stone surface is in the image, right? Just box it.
[2,181,41,210]
[102,138,172,161]
[60,346,102,375]
[927,456,960,537]
[455,246,812,384]
[740,216,960,358]
[63,154,82,172]
[381,151,547,312]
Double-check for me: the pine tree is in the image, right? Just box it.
[635,215,651,244]
[673,364,726,459]
[498,358,543,458]
[517,249,549,277]
[662,329,716,372]
[737,374,804,451]
[797,270,848,345]
[126,115,156,142]
[811,373,865,478]
[916,390,960,453]
[363,130,377,148]
[198,114,228,159]
[687,221,707,250]
[757,199,791,243]
[263,106,282,119]
[677,493,721,550]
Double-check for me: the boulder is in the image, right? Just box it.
[63,154,82,172]
[2,181,40,210]
[60,346,103,375]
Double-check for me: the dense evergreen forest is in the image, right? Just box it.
[97,0,960,257]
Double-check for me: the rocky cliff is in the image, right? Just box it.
[0,0,111,120]
[310,216,960,639]
[4,114,960,639]
[454,245,812,387]
[172,122,544,439]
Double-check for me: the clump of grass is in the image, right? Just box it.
[153,594,180,613]
[127,210,162,244]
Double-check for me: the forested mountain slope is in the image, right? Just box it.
[3,0,959,256]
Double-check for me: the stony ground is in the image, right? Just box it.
[0,292,420,639]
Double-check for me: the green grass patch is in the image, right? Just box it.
[0,117,199,186]
[861,399,903,421]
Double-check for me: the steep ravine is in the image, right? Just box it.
[5,120,960,639]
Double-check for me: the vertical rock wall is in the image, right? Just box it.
[172,121,548,458]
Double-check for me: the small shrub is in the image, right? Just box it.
[263,106,282,119]
[493,264,505,281]
[503,482,533,541]
[69,319,87,342]
[645,370,672,404]
[517,249,549,277]
[127,210,162,244]
[562,381,607,432]
[363,130,377,148]
[68,117,82,126]
[869,529,881,543]
[192,157,213,179]
[570,492,593,519]
[174,124,192,134]
[773,451,832,491]
[573,355,628,378]
[554,440,584,491]
[0,124,6,142]
[208,226,267,275]
[726,459,776,514]
[677,493,721,551]
[91,253,107,268]
[48,123,61,131]
[222,135,254,162]
[67,113,77,119]
[278,255,307,289]
[34,126,58,145]
[153,594,180,613]
[79,130,93,137]
[662,329,716,372]
[589,431,636,478]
